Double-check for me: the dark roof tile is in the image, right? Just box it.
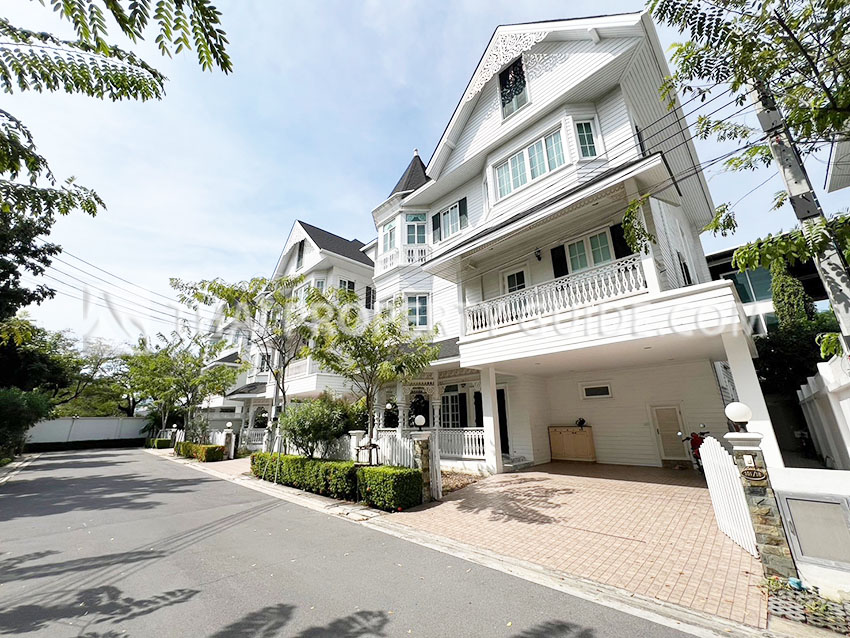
[299,221,374,266]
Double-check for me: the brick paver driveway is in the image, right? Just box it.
[395,462,767,628]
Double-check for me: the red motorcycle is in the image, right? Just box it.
[680,428,711,472]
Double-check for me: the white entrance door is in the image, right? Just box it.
[651,406,688,460]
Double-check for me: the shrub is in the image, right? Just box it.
[0,388,51,457]
[250,452,357,500]
[357,466,422,512]
[195,444,224,462]
[174,441,192,457]
[279,398,349,458]
[0,457,12,468]
[148,438,172,449]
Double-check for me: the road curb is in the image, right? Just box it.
[0,454,40,486]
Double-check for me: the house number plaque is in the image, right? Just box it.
[740,468,767,481]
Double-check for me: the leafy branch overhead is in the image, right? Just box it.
[0,1,230,321]
[647,0,850,253]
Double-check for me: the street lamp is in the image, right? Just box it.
[724,402,752,432]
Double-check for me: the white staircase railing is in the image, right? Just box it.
[700,436,758,557]
[465,254,647,334]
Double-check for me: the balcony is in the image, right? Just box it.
[465,254,647,334]
[285,358,319,379]
[377,244,432,275]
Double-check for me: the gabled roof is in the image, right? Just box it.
[299,221,374,266]
[425,12,646,182]
[226,381,266,398]
[389,150,429,197]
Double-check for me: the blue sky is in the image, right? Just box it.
[7,1,848,342]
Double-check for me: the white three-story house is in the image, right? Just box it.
[369,12,783,474]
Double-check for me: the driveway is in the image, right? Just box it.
[0,449,696,637]
[395,462,767,628]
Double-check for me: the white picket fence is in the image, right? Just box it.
[376,435,416,467]
[241,428,266,451]
[700,436,758,557]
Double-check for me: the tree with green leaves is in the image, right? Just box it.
[172,275,309,413]
[1,1,230,319]
[304,290,439,439]
[126,329,239,431]
[646,0,849,262]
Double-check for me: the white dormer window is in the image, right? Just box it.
[499,58,528,118]
[295,239,305,270]
[382,221,396,252]
[495,130,566,200]
[339,279,355,293]
[575,120,598,158]
[406,213,426,244]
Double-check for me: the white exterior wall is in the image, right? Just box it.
[443,37,640,175]
[544,360,728,466]
[27,417,148,444]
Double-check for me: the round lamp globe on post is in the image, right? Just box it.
[724,402,752,431]
[386,403,393,411]
[414,414,426,430]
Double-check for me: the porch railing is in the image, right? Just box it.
[465,253,647,334]
[286,358,318,379]
[374,427,485,460]
[438,428,486,459]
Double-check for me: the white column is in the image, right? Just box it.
[457,280,467,337]
[480,365,504,474]
[721,331,784,467]
[624,178,662,293]
[396,381,407,438]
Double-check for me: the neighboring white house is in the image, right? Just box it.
[366,12,784,474]
[203,220,375,430]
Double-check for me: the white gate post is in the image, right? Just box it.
[725,432,798,578]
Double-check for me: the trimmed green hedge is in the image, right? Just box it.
[0,457,12,468]
[147,438,173,449]
[357,466,422,512]
[175,441,224,462]
[249,453,423,511]
[250,452,357,500]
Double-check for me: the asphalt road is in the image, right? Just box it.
[0,449,693,638]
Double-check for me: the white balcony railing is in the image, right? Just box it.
[285,358,318,379]
[377,244,431,274]
[465,254,647,334]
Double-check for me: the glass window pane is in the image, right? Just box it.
[417,224,425,243]
[510,152,527,189]
[496,162,512,198]
[576,121,597,158]
[528,140,546,179]
[748,268,773,301]
[722,272,753,303]
[407,225,416,244]
[418,295,427,325]
[406,213,425,222]
[589,232,612,264]
[507,271,526,293]
[568,240,588,271]
[545,131,565,169]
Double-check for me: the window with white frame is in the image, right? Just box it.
[339,279,356,293]
[575,120,598,158]
[441,385,467,428]
[495,130,566,199]
[382,221,396,253]
[565,230,613,273]
[314,279,325,293]
[295,239,305,270]
[499,58,528,118]
[432,199,467,242]
[406,213,426,244]
[581,382,612,399]
[505,269,527,293]
[407,294,428,328]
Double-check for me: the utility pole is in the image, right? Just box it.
[750,83,850,341]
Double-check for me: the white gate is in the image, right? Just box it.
[376,435,416,468]
[700,436,758,557]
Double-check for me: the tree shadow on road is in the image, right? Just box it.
[209,604,295,638]
[448,476,576,525]
[0,585,199,635]
[0,549,167,582]
[509,620,595,637]
[209,606,389,638]
[0,472,215,522]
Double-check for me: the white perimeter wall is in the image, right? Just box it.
[27,417,147,444]
[504,360,728,466]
